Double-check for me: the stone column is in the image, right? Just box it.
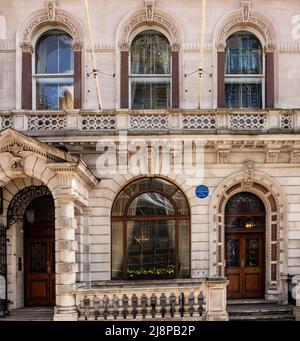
[53,196,78,321]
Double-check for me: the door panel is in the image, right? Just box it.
[226,233,264,299]
[25,238,55,306]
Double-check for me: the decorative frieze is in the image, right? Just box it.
[290,150,300,164]
[266,150,280,164]
[217,150,230,164]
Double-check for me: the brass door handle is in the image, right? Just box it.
[241,259,245,268]
[47,262,51,274]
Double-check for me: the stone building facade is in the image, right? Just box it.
[0,0,300,320]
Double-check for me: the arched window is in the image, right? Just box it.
[34,30,74,110]
[111,178,190,280]
[130,30,171,109]
[225,192,266,230]
[225,31,263,109]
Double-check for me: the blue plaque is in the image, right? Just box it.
[195,185,209,199]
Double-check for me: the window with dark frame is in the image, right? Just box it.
[130,30,171,110]
[111,178,190,280]
[225,31,263,109]
[34,30,74,110]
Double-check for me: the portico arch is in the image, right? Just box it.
[209,165,287,302]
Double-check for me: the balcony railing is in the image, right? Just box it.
[75,278,229,321]
[0,109,299,135]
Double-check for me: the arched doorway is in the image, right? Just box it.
[225,192,265,299]
[111,177,190,280]
[23,195,55,306]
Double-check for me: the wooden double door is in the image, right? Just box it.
[225,232,265,299]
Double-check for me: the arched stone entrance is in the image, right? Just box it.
[209,164,287,302]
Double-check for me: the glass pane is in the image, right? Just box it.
[59,34,74,73]
[172,190,189,215]
[30,243,46,273]
[112,191,130,216]
[127,192,175,216]
[127,220,176,279]
[131,81,170,109]
[225,216,265,230]
[246,239,259,267]
[226,239,239,267]
[226,193,265,215]
[111,221,124,279]
[36,31,73,74]
[225,31,262,75]
[36,78,74,110]
[178,220,190,277]
[131,30,170,75]
[225,83,262,109]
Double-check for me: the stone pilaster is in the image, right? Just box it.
[53,196,78,321]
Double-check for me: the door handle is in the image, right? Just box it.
[241,259,245,268]
[47,262,51,274]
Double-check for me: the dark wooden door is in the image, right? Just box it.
[25,237,55,306]
[24,195,55,307]
[226,233,264,299]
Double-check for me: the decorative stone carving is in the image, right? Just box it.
[217,150,230,164]
[20,10,82,50]
[119,11,180,51]
[216,6,276,51]
[290,150,300,164]
[20,42,33,54]
[266,150,280,164]
[46,0,56,21]
[144,0,155,21]
[243,160,255,186]
[241,1,251,22]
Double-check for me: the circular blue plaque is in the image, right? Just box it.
[195,185,209,199]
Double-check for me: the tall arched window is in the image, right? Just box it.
[111,178,190,280]
[34,30,74,110]
[225,31,263,109]
[130,30,171,109]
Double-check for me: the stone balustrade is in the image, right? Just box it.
[75,278,229,321]
[0,109,299,135]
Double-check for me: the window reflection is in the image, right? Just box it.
[35,30,74,110]
[130,30,171,109]
[225,31,263,109]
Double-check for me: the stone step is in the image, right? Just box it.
[227,299,277,305]
[228,305,293,315]
[230,314,295,321]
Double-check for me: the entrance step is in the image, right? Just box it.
[227,301,295,321]
[0,307,53,321]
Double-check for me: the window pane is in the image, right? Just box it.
[112,221,123,279]
[178,220,190,277]
[127,220,176,278]
[36,78,74,110]
[131,30,170,75]
[127,192,175,216]
[131,81,170,109]
[59,34,74,74]
[112,191,130,216]
[246,239,259,267]
[36,31,73,75]
[226,239,240,267]
[225,32,262,75]
[172,190,189,215]
[225,82,262,109]
[36,33,59,74]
